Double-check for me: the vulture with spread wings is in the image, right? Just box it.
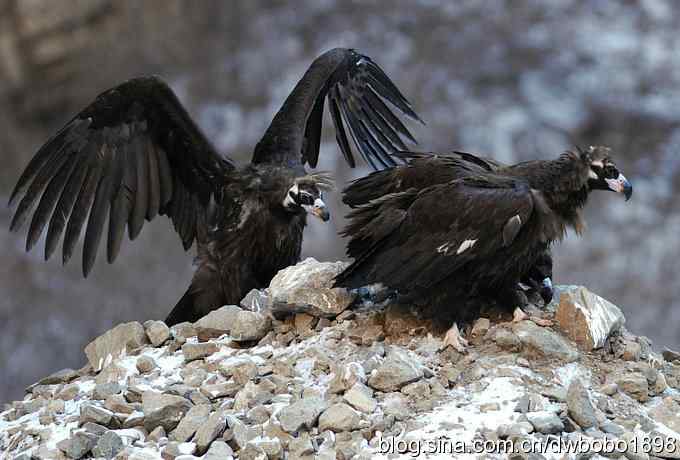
[335,146,632,351]
[9,48,420,325]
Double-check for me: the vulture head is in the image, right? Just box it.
[283,172,334,221]
[582,146,633,201]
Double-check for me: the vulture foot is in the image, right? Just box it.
[513,307,529,322]
[442,322,469,353]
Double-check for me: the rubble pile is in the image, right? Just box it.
[2,259,680,459]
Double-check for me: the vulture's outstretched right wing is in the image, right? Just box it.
[9,76,234,276]
[251,48,422,170]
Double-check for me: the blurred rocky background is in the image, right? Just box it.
[1,0,678,403]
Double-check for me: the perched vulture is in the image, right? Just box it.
[342,151,555,304]
[8,48,420,325]
[335,146,632,350]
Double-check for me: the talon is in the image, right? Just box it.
[442,323,468,353]
[513,307,529,322]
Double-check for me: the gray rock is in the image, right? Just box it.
[163,441,197,458]
[194,411,227,454]
[91,431,124,459]
[194,305,242,333]
[240,288,272,313]
[662,348,680,363]
[104,393,135,414]
[228,415,263,449]
[368,348,423,392]
[218,356,258,384]
[493,328,521,350]
[566,380,598,429]
[204,440,234,460]
[343,383,377,413]
[80,404,114,426]
[247,437,283,460]
[382,393,410,420]
[512,320,579,362]
[170,322,198,341]
[648,397,680,432]
[84,321,149,371]
[600,421,624,436]
[56,431,98,459]
[145,320,171,347]
[319,403,362,432]
[268,258,354,318]
[278,397,328,433]
[148,426,166,443]
[170,404,210,442]
[93,382,122,401]
[231,309,272,342]
[181,342,218,362]
[136,355,158,373]
[526,411,565,434]
[616,373,649,402]
[555,285,625,351]
[37,368,79,386]
[142,391,193,432]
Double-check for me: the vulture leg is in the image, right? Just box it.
[442,323,469,353]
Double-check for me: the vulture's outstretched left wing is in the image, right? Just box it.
[337,176,545,291]
[9,76,234,276]
[251,48,421,170]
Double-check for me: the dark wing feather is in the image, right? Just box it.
[336,177,538,291]
[251,48,421,169]
[9,76,234,276]
[342,151,505,208]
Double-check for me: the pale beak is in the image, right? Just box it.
[311,198,330,222]
[605,174,633,201]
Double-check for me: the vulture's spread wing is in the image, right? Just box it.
[251,48,421,170]
[337,177,538,291]
[9,76,234,276]
[343,151,504,208]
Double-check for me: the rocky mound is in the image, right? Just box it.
[2,258,680,460]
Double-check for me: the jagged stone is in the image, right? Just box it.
[204,440,234,460]
[555,285,625,351]
[525,411,564,434]
[85,322,149,371]
[170,404,210,442]
[566,379,598,429]
[80,403,114,426]
[278,397,327,433]
[368,348,423,392]
[343,383,377,413]
[319,403,362,432]
[194,411,227,454]
[136,355,158,374]
[231,310,272,342]
[512,320,579,362]
[194,305,242,333]
[181,342,219,362]
[91,431,124,458]
[145,321,171,347]
[36,368,79,386]
[170,322,198,341]
[56,431,98,459]
[240,288,272,313]
[142,391,193,432]
[268,258,354,318]
[616,373,650,402]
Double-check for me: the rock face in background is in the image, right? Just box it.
[2,261,680,459]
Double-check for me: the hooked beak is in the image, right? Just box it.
[311,199,330,222]
[605,174,633,201]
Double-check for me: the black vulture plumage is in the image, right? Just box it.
[342,151,554,303]
[335,146,632,346]
[9,48,420,325]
